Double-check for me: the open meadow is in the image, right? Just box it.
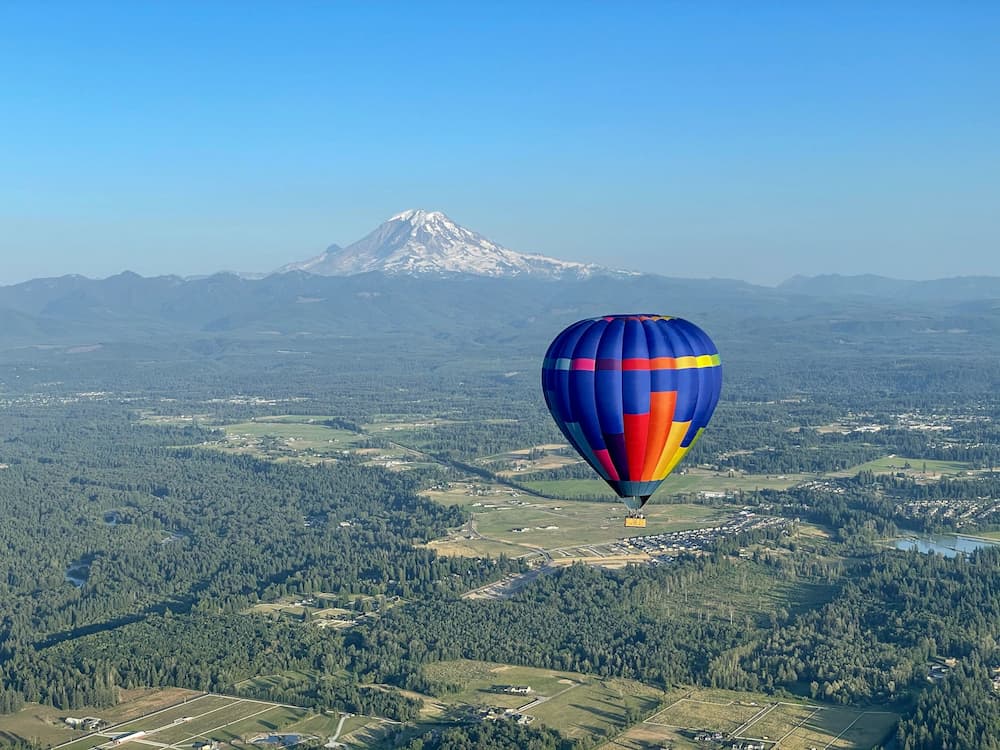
[36,692,330,750]
[200,415,424,469]
[828,455,975,479]
[602,687,899,750]
[421,660,664,744]
[0,689,200,748]
[521,467,809,501]
[422,483,732,562]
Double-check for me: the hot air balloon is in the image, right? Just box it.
[541,315,722,527]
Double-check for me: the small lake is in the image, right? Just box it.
[65,554,95,587]
[252,735,302,747]
[893,534,1000,558]
[65,564,89,587]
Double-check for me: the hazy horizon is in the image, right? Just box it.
[2,2,998,286]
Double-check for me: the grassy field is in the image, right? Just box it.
[426,536,531,559]
[830,456,974,478]
[603,687,899,750]
[39,693,317,750]
[234,669,323,692]
[637,558,836,626]
[421,660,664,744]
[0,688,201,747]
[218,418,363,454]
[422,485,732,560]
[521,472,807,501]
[472,500,727,549]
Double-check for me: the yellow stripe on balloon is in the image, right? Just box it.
[660,428,705,477]
[669,354,721,369]
[652,420,691,479]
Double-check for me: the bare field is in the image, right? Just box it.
[41,692,314,750]
[421,660,663,744]
[829,455,974,479]
[523,467,809,500]
[423,485,731,560]
[612,688,899,750]
[0,689,202,747]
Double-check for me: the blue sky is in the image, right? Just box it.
[1,1,997,285]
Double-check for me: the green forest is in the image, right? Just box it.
[2,278,1000,750]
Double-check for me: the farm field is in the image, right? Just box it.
[421,660,664,744]
[213,416,364,458]
[829,456,975,478]
[522,468,807,500]
[0,688,200,748]
[43,692,321,750]
[471,500,727,549]
[205,414,435,470]
[602,687,899,750]
[422,484,732,560]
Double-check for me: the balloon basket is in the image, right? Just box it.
[624,515,646,528]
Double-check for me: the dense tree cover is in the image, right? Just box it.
[0,405,522,713]
[726,548,1000,706]
[358,558,816,689]
[2,318,1000,748]
[897,660,1000,750]
[357,547,1000,721]
[397,719,580,750]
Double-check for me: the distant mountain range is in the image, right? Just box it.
[776,273,1000,302]
[278,209,621,279]
[1,209,999,354]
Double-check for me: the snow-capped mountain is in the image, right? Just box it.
[279,209,617,279]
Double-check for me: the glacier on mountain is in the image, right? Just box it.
[279,210,622,279]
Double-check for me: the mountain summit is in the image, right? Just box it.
[279,209,611,279]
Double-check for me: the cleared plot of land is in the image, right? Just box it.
[48,738,111,750]
[738,702,820,741]
[481,444,580,475]
[421,660,663,743]
[111,694,238,733]
[530,677,662,741]
[474,501,727,548]
[424,485,731,559]
[338,718,399,748]
[830,456,974,478]
[151,699,292,744]
[0,689,201,747]
[523,469,807,500]
[48,694,313,750]
[204,415,428,470]
[216,418,364,455]
[190,704,309,743]
[421,484,527,508]
[636,560,834,627]
[237,670,320,690]
[426,536,529,559]
[648,696,762,734]
[610,688,899,750]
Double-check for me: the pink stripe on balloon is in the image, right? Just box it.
[593,448,620,480]
[571,358,596,371]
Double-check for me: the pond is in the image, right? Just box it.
[251,735,303,747]
[65,564,90,587]
[893,534,1000,558]
[65,553,95,587]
